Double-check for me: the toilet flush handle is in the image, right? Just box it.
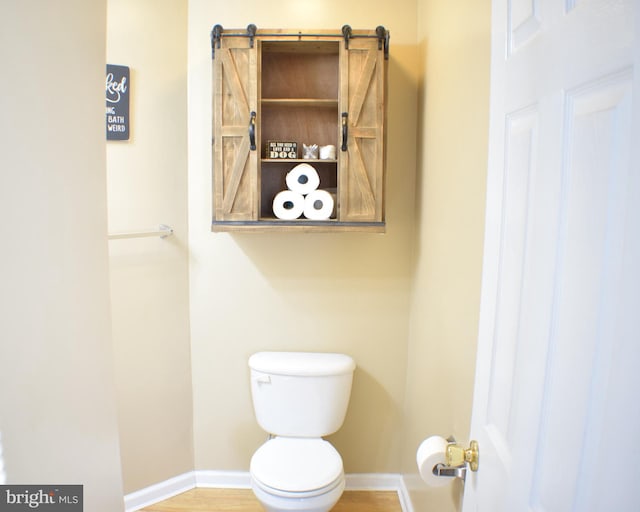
[255,375,271,385]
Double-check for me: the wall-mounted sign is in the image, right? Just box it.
[106,64,130,140]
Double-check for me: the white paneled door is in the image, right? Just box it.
[464,0,639,510]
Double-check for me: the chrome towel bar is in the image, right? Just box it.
[108,224,173,240]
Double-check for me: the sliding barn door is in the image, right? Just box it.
[340,38,386,222]
[213,37,257,222]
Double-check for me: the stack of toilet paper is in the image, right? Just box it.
[272,163,335,221]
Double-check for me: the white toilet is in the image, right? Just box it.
[248,351,356,512]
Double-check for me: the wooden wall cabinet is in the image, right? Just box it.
[211,25,389,232]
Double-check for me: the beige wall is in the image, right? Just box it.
[402,0,491,510]
[187,0,420,473]
[0,1,125,510]
[106,0,194,493]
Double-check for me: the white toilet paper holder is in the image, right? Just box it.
[433,436,479,481]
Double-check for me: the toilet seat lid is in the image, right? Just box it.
[250,437,343,493]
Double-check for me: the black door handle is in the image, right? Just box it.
[341,112,348,151]
[249,111,256,151]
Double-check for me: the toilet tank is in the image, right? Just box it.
[248,351,356,438]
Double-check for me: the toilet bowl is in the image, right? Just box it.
[250,438,345,512]
[248,351,355,512]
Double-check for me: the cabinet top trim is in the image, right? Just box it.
[210,24,390,60]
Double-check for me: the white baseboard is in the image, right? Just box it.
[124,472,196,512]
[124,471,413,512]
[345,472,403,490]
[345,474,413,512]
[195,469,251,488]
[397,475,415,512]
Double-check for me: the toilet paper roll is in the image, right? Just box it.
[303,189,335,220]
[416,436,450,487]
[273,190,304,220]
[319,144,336,160]
[286,163,320,195]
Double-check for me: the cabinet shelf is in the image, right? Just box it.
[211,220,385,233]
[261,98,338,108]
[261,158,338,164]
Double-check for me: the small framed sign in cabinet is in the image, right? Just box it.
[106,64,130,141]
[267,141,298,159]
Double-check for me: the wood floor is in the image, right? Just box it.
[140,488,403,512]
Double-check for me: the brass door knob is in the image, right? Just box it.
[446,440,479,472]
